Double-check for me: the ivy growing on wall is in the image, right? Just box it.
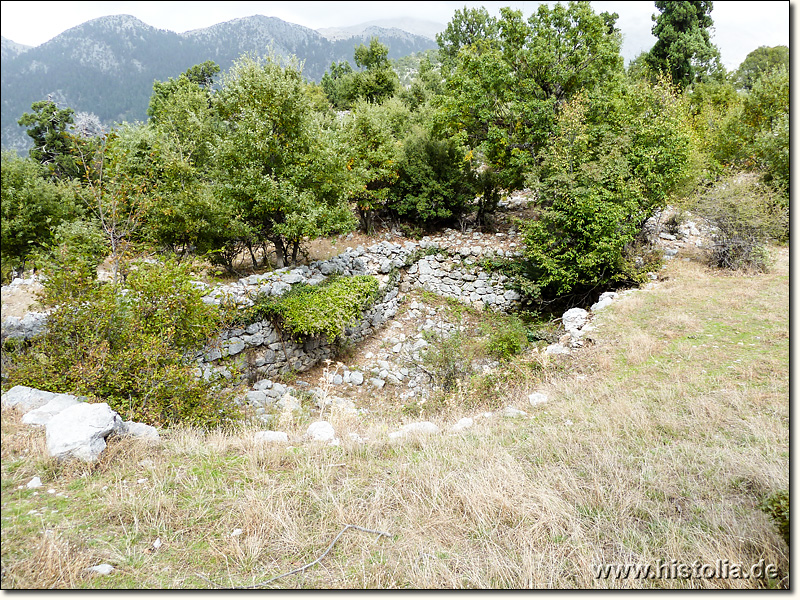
[240,275,380,342]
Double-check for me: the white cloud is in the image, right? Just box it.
[0,0,790,70]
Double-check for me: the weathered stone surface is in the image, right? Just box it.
[545,343,571,355]
[307,421,336,442]
[254,430,289,444]
[21,394,80,426]
[451,417,474,432]
[562,308,589,333]
[45,403,124,462]
[591,292,618,312]
[120,421,160,441]
[528,392,548,407]
[388,421,440,439]
[2,385,58,411]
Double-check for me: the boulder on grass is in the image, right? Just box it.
[21,394,81,426]
[2,385,59,412]
[45,403,125,462]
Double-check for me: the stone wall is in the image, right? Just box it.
[192,237,523,382]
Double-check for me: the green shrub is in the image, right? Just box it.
[486,315,528,361]
[388,125,478,228]
[692,175,787,271]
[1,152,82,274]
[420,330,473,392]
[34,219,109,305]
[521,80,695,302]
[240,275,380,342]
[5,258,237,427]
[759,490,789,547]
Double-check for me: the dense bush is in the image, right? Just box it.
[521,78,695,301]
[239,275,380,342]
[5,259,237,427]
[485,315,529,361]
[692,175,787,272]
[34,219,109,305]
[1,152,82,276]
[759,490,789,547]
[388,125,479,228]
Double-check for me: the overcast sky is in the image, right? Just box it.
[0,1,792,71]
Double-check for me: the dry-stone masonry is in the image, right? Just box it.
[192,236,524,384]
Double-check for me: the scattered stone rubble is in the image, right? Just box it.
[2,385,159,462]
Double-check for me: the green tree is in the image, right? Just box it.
[17,100,80,179]
[212,55,355,268]
[645,1,720,89]
[321,38,399,109]
[0,152,81,274]
[736,45,789,91]
[352,38,400,104]
[435,6,499,69]
[438,1,624,189]
[339,99,407,232]
[388,124,479,229]
[320,60,356,109]
[521,77,695,301]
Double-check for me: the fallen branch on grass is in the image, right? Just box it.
[196,524,392,589]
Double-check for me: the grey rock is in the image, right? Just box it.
[307,421,336,442]
[45,402,124,462]
[87,564,115,575]
[246,390,269,406]
[2,385,58,411]
[562,308,589,333]
[226,337,246,356]
[503,406,527,418]
[21,394,81,426]
[254,430,289,444]
[388,421,440,439]
[120,421,160,441]
[528,392,548,406]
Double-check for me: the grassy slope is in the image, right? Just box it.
[0,248,789,589]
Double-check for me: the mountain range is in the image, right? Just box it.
[1,14,441,151]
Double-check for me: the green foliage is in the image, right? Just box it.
[321,38,399,110]
[5,259,236,427]
[437,1,624,189]
[320,60,356,110]
[339,99,407,232]
[240,275,380,343]
[435,6,499,68]
[759,490,789,547]
[703,65,788,197]
[0,152,82,273]
[692,175,787,271]
[212,55,356,268]
[485,315,529,361]
[388,125,478,228]
[420,331,473,392]
[736,46,789,91]
[645,1,721,89]
[754,112,789,196]
[521,78,694,301]
[34,219,109,305]
[17,100,80,179]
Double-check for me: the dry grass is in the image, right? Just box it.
[1,248,789,588]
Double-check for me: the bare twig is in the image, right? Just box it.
[195,524,392,589]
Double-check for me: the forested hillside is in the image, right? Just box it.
[0,14,436,150]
